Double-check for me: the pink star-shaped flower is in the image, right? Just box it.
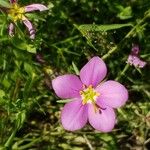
[127,44,146,68]
[52,57,128,132]
[7,0,48,39]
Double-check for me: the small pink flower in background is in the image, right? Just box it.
[36,53,45,64]
[52,57,128,132]
[5,0,48,39]
[127,44,146,68]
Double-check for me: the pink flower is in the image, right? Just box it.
[52,57,128,132]
[127,44,146,68]
[36,53,45,64]
[6,0,48,39]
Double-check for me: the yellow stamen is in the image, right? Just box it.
[8,3,25,22]
[80,85,100,105]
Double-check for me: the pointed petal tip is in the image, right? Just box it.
[25,4,48,12]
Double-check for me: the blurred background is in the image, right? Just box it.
[0,0,150,149]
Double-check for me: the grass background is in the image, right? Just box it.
[0,0,150,149]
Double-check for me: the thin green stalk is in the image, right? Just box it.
[51,35,79,46]
[17,138,41,150]
[83,134,94,150]
[4,77,38,148]
[62,13,99,51]
[102,11,150,60]
[4,111,26,148]
[4,128,17,148]
[115,64,130,81]
[12,78,21,101]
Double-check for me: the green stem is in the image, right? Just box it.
[18,138,41,150]
[102,11,149,60]
[115,64,130,81]
[12,78,21,101]
[51,35,79,46]
[83,134,94,150]
[4,128,17,148]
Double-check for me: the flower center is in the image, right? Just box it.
[80,85,100,105]
[8,3,25,22]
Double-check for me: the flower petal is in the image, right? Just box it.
[88,104,116,132]
[22,19,35,39]
[132,56,147,68]
[80,56,107,87]
[96,80,128,108]
[61,99,88,131]
[8,23,15,37]
[131,44,140,55]
[25,4,48,12]
[52,74,83,99]
[127,44,146,68]
[137,60,146,68]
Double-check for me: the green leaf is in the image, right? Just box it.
[0,89,6,105]
[15,111,26,129]
[11,38,28,50]
[24,63,34,76]
[57,99,73,103]
[23,74,37,100]
[0,0,10,8]
[0,36,8,42]
[26,44,36,53]
[0,22,7,36]
[23,77,33,100]
[0,90,5,105]
[72,61,79,75]
[11,38,36,53]
[0,14,6,24]
[1,75,11,89]
[117,6,132,20]
[78,23,133,32]
[0,90,5,98]
[25,13,46,21]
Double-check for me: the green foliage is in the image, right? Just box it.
[0,0,10,8]
[116,6,132,20]
[78,23,133,32]
[0,0,150,149]
[12,38,37,53]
